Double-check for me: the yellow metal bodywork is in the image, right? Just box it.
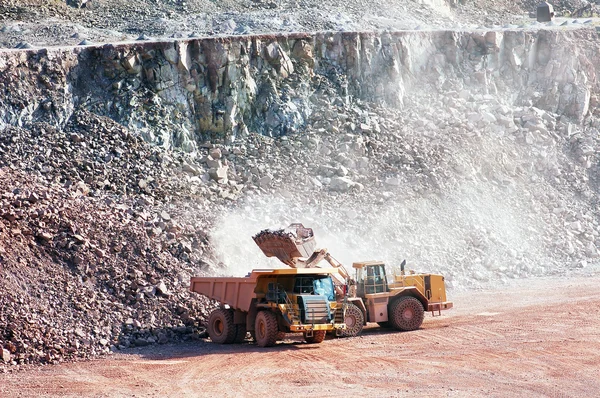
[190,267,345,333]
[390,274,448,304]
[352,261,453,321]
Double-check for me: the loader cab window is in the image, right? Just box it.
[357,264,388,294]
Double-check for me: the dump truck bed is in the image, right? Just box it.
[190,268,341,312]
[190,276,258,312]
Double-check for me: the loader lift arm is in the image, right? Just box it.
[253,224,351,283]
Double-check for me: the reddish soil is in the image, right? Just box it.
[1,274,599,397]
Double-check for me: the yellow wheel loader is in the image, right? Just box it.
[253,224,453,337]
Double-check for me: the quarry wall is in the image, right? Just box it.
[0,28,598,150]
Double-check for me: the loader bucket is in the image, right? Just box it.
[253,223,317,267]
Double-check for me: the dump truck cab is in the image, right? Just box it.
[253,269,340,333]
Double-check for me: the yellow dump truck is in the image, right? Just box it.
[190,268,346,347]
[254,224,453,337]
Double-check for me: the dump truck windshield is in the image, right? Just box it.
[294,276,335,301]
[313,277,335,301]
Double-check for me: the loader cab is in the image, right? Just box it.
[353,261,388,295]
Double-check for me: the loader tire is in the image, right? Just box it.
[207,308,236,344]
[233,324,247,343]
[389,296,424,331]
[341,303,364,337]
[304,330,326,344]
[255,311,278,347]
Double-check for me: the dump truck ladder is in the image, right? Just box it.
[268,283,300,325]
[281,290,300,325]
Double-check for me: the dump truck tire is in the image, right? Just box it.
[304,330,326,344]
[389,296,425,331]
[207,308,236,344]
[341,303,364,337]
[255,311,278,347]
[233,324,247,343]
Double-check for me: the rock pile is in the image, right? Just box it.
[0,164,219,371]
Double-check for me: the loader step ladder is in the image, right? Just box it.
[430,302,442,316]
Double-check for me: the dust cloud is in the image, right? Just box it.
[209,117,574,291]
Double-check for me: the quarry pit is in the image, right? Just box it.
[1,0,600,396]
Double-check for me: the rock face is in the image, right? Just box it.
[0,29,598,150]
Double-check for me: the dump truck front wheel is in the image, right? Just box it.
[304,330,326,344]
[341,303,364,337]
[207,308,236,344]
[255,311,278,347]
[390,296,425,331]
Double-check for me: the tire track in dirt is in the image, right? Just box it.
[3,275,600,397]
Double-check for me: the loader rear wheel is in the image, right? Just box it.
[207,308,236,344]
[341,303,364,337]
[304,330,326,344]
[389,296,425,331]
[254,311,278,347]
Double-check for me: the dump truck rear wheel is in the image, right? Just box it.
[255,311,278,347]
[207,308,236,344]
[389,296,424,331]
[304,330,326,344]
[341,303,364,337]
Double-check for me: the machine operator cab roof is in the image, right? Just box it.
[352,260,385,269]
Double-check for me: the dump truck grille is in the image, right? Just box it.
[298,295,331,324]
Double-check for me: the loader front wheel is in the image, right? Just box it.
[304,330,326,344]
[207,308,236,344]
[341,303,364,337]
[255,311,278,347]
[389,296,424,331]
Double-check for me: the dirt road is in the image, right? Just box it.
[2,274,599,397]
